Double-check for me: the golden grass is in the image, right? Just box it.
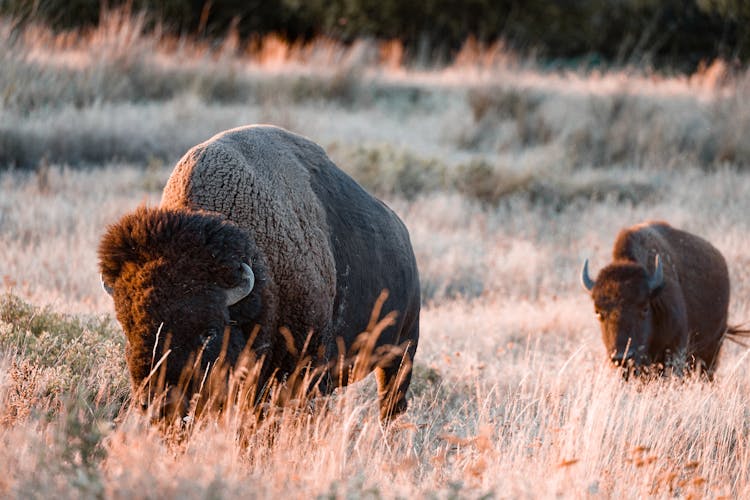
[3,160,750,496]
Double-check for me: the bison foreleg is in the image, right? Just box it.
[374,341,415,423]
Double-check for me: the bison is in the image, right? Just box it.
[581,221,744,377]
[99,125,420,421]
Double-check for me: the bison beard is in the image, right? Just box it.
[98,125,421,424]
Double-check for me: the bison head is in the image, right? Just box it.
[581,255,664,371]
[99,207,264,419]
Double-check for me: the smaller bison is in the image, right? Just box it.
[581,221,745,377]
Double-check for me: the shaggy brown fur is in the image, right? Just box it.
[162,125,338,349]
[584,221,735,377]
[99,207,270,411]
[100,125,420,421]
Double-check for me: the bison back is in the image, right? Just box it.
[161,125,419,365]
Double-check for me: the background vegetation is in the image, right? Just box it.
[3,8,750,499]
[1,0,748,69]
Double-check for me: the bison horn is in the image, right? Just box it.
[100,274,114,296]
[581,259,595,292]
[647,254,664,292]
[225,262,255,306]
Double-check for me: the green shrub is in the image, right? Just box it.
[0,293,128,399]
[332,143,450,200]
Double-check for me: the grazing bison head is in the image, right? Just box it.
[581,255,664,371]
[99,207,264,419]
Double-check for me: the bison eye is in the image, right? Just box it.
[595,311,604,321]
[199,329,218,347]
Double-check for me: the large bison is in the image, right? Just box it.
[99,125,420,421]
[581,221,744,377]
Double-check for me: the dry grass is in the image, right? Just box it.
[3,12,750,498]
[2,14,750,171]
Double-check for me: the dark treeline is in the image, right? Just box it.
[2,0,748,70]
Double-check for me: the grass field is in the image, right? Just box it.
[3,15,750,498]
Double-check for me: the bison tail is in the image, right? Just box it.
[726,324,750,348]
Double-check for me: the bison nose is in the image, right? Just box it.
[162,387,188,419]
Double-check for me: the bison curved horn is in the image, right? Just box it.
[580,259,595,292]
[647,254,664,292]
[100,274,114,296]
[225,262,255,306]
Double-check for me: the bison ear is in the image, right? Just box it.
[98,236,140,290]
[98,209,152,288]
